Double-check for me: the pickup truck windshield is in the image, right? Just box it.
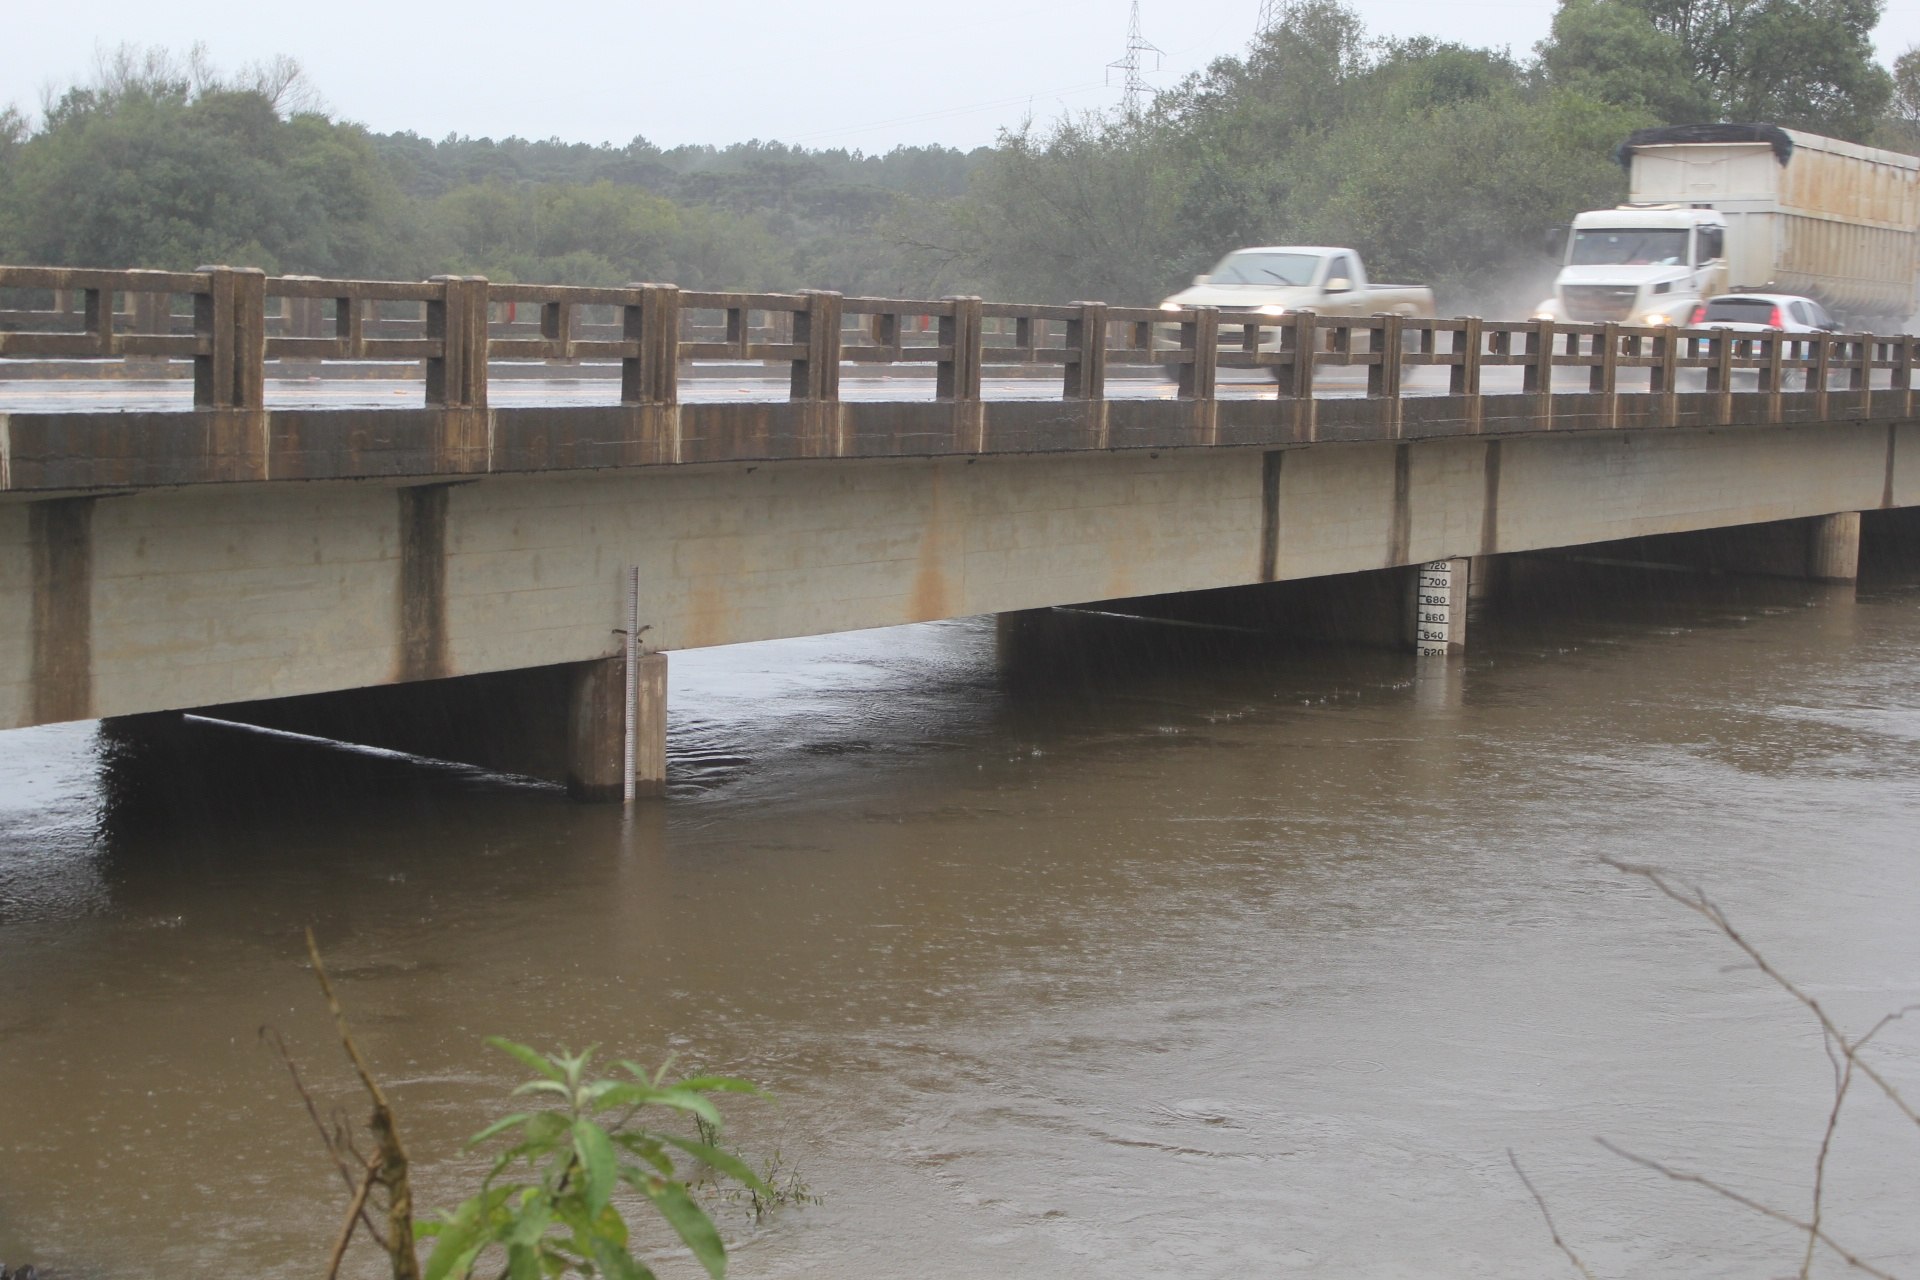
[1209,252,1322,285]
[1569,229,1689,266]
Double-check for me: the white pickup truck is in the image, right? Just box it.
[1160,245,1438,322]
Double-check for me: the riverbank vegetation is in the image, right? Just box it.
[281,932,777,1280]
[0,0,1909,312]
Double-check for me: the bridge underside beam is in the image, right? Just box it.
[193,655,667,800]
[1036,556,1473,655]
[1530,514,1863,583]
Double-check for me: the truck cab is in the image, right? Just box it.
[1539,206,1728,326]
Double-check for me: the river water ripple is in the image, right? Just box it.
[2,561,1918,1278]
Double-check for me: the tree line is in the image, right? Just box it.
[1,0,1914,315]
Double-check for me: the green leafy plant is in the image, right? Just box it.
[692,1115,822,1223]
[418,1040,770,1280]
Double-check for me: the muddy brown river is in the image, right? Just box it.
[2,557,1918,1278]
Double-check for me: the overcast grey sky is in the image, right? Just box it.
[7,0,1920,151]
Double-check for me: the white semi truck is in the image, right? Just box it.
[1536,124,1920,330]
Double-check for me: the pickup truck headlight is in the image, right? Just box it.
[1160,301,1184,312]
[1258,305,1289,317]
[1643,311,1671,326]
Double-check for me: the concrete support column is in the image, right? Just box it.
[566,657,624,800]
[1807,512,1861,583]
[198,653,668,802]
[635,652,668,798]
[1466,553,1509,603]
[565,652,667,801]
[1411,558,1468,656]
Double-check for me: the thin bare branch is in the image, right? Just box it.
[305,928,421,1280]
[1857,1005,1920,1054]
[1597,1139,1901,1280]
[1803,1004,1920,1276]
[1508,1150,1598,1280]
[264,1027,395,1253]
[1803,1050,1856,1280]
[308,929,393,1111]
[1601,857,1920,1131]
[261,1025,357,1192]
[326,1161,379,1280]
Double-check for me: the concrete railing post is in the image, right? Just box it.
[1450,317,1482,397]
[1812,333,1833,420]
[621,283,680,405]
[1177,305,1218,401]
[1587,324,1613,393]
[426,275,489,409]
[1065,301,1108,400]
[1524,319,1554,427]
[193,265,266,410]
[1279,310,1318,399]
[1895,335,1915,419]
[1761,328,1786,418]
[1597,323,1623,429]
[1653,325,1680,427]
[791,290,843,402]
[1450,317,1483,434]
[938,295,985,452]
[1367,313,1402,399]
[1853,337,1874,417]
[937,296,983,402]
[1709,330,1734,423]
[193,267,233,408]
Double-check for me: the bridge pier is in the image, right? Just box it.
[1807,512,1862,583]
[1690,512,1860,582]
[1467,553,1511,603]
[197,653,667,800]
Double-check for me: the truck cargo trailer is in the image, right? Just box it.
[1540,124,1920,330]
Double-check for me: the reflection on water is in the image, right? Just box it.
[3,559,1919,1278]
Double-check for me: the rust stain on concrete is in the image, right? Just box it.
[1386,443,1412,567]
[398,484,450,681]
[1883,424,1897,509]
[1479,439,1503,554]
[910,469,953,622]
[1259,450,1283,582]
[677,533,747,650]
[683,574,736,649]
[30,497,93,723]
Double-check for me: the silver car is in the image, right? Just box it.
[1683,293,1842,390]
[1685,292,1840,333]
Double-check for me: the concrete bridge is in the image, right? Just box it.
[2,264,1914,796]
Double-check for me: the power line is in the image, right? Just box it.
[1107,2,1165,116]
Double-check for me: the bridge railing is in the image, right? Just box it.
[0,264,1908,427]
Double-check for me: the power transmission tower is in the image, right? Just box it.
[1107,2,1164,117]
[1256,0,1285,33]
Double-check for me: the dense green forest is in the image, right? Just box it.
[0,0,1912,311]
